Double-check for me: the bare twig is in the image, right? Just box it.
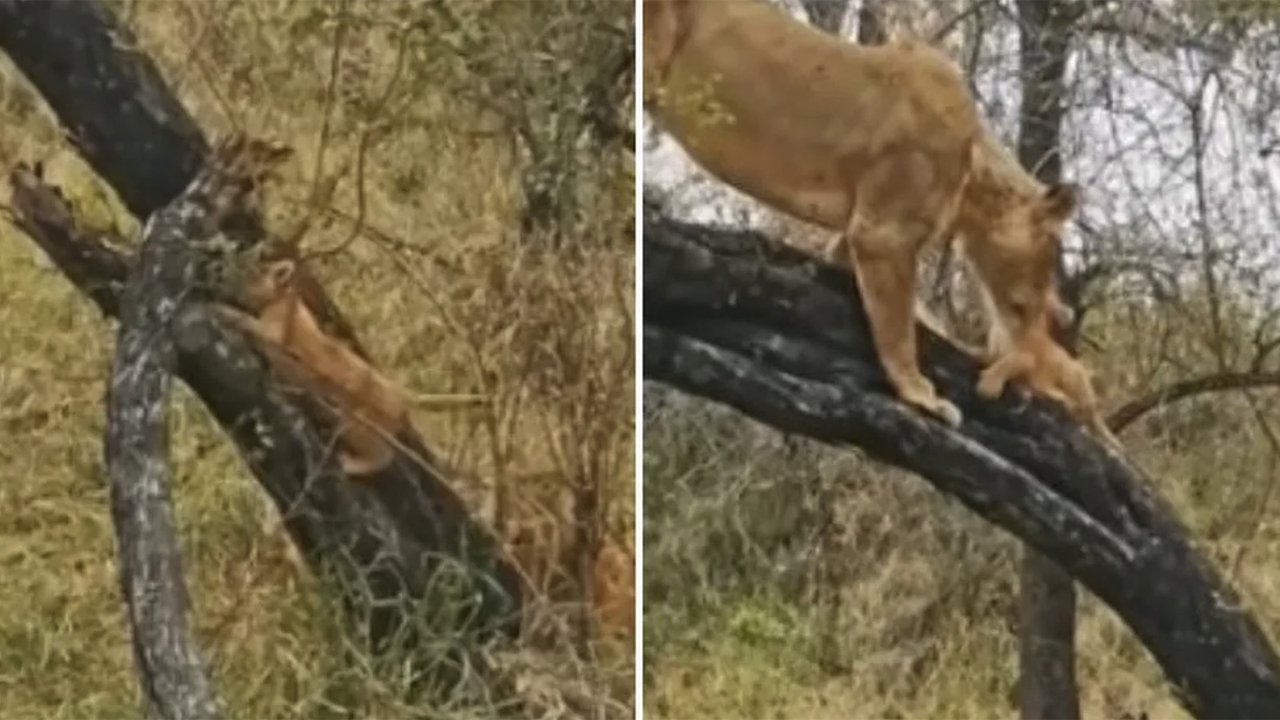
[1108,371,1280,433]
[311,0,350,215]
[304,14,414,262]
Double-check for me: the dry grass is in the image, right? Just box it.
[0,0,633,717]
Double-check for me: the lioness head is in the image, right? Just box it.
[981,182,1077,338]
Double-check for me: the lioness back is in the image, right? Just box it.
[648,0,981,229]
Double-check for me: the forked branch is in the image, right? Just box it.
[9,164,524,654]
[1,0,523,672]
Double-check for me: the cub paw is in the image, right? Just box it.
[976,368,1008,399]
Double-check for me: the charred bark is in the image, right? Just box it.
[10,161,522,660]
[102,164,224,720]
[643,203,1280,718]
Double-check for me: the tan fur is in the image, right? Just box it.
[220,260,410,476]
[502,479,634,642]
[645,0,1079,427]
[592,541,635,643]
[976,326,1121,451]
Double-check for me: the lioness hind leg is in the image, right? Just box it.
[843,218,961,427]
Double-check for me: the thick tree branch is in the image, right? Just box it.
[0,0,207,219]
[855,0,886,45]
[643,203,1280,718]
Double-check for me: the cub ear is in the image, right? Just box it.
[268,260,296,287]
[1042,182,1079,220]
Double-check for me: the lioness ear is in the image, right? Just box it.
[1042,182,1079,220]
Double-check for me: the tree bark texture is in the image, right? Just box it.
[1015,1,1083,716]
[1,0,522,671]
[102,164,226,719]
[643,203,1280,718]
[0,0,208,220]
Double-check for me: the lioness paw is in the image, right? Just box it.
[931,398,963,428]
[906,394,962,428]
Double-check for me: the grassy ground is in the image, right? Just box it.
[0,1,633,717]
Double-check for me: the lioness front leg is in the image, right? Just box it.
[843,220,962,427]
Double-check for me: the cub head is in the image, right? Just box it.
[243,259,296,311]
[983,182,1077,339]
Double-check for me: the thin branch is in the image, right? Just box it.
[931,0,997,43]
[310,0,350,215]
[1107,371,1280,433]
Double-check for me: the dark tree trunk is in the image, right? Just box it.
[1014,1,1084,717]
[856,0,886,45]
[0,0,207,219]
[0,0,523,682]
[643,203,1280,719]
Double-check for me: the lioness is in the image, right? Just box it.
[219,259,410,476]
[645,0,1081,428]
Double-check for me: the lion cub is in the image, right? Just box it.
[976,322,1120,450]
[219,259,409,476]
